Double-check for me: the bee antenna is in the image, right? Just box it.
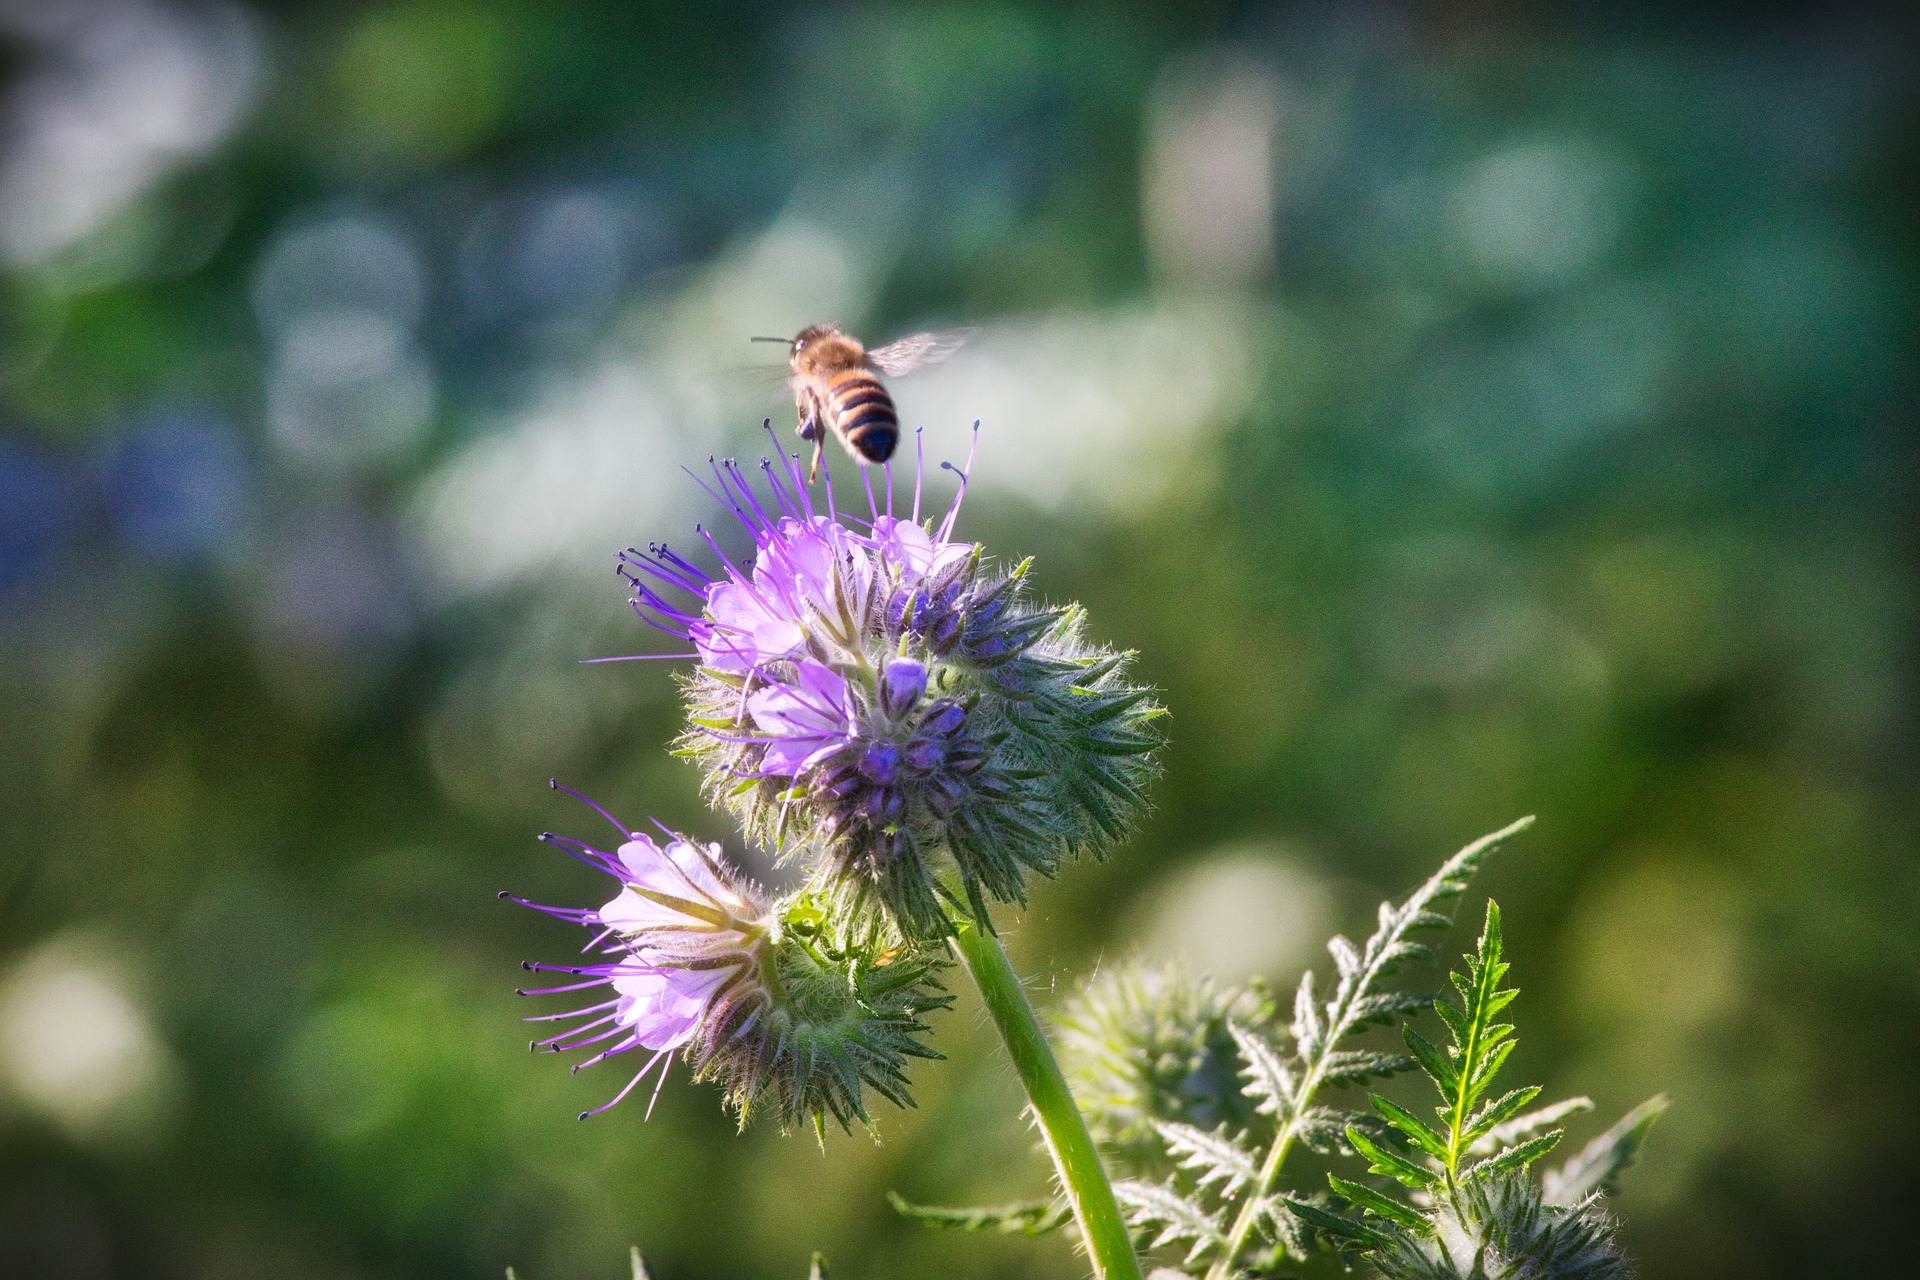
[748,336,790,343]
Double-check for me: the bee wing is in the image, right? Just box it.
[706,361,794,392]
[866,329,972,377]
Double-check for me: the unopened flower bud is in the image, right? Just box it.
[902,736,945,773]
[879,658,928,720]
[859,742,903,786]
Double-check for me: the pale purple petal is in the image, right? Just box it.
[870,515,971,581]
[611,966,725,1050]
[747,662,852,775]
[701,580,804,672]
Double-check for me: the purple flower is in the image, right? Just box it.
[615,428,976,677]
[510,784,956,1132]
[608,425,1163,939]
[512,786,771,1119]
[746,660,855,774]
[869,513,972,582]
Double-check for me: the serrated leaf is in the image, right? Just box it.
[1462,1085,1543,1147]
[1280,1196,1391,1249]
[1370,1096,1450,1162]
[1461,1130,1562,1182]
[1432,998,1468,1045]
[1471,1038,1517,1095]
[1327,1175,1427,1230]
[1230,1020,1295,1118]
[1295,1105,1358,1154]
[1403,1026,1458,1095]
[1321,1050,1417,1086]
[1185,821,1530,1277]
[1543,1094,1670,1206]
[1113,1180,1224,1265]
[1351,991,1432,1025]
[1470,1095,1593,1157]
[1156,1121,1258,1194]
[1291,970,1322,1055]
[886,1191,1071,1235]
[1347,1125,1441,1190]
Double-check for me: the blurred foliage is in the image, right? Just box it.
[1,2,1915,1279]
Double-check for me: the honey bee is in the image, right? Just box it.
[752,324,968,480]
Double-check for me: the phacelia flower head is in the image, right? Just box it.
[511,783,950,1131]
[616,426,1165,938]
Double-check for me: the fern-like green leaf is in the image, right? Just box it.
[1186,819,1530,1278]
[1328,1176,1430,1231]
[1462,1085,1543,1149]
[1347,1126,1441,1190]
[1089,822,1529,1279]
[1156,1121,1260,1195]
[1435,900,1518,1180]
[1115,1178,1226,1264]
[1461,1130,1563,1182]
[1371,1096,1450,1163]
[1469,1096,1592,1158]
[1543,1094,1670,1206]
[1229,1019,1294,1119]
[1402,1026,1458,1096]
[1281,1195,1393,1250]
[886,1190,1071,1235]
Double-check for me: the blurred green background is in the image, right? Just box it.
[1,1,1915,1276]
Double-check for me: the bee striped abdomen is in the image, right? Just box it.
[826,371,899,463]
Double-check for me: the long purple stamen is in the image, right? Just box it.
[682,461,742,525]
[577,1045,671,1119]
[516,976,614,996]
[537,832,625,878]
[760,456,802,521]
[523,999,618,1023]
[912,428,925,524]
[549,781,635,841]
[534,1012,620,1050]
[937,421,980,544]
[580,653,697,665]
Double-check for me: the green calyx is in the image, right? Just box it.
[691,889,952,1134]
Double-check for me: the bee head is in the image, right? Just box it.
[789,323,862,373]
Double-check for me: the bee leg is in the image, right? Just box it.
[795,407,825,482]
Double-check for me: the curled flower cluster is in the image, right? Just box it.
[1057,961,1270,1167]
[623,429,1164,936]
[513,426,1161,1127]
[512,783,949,1130]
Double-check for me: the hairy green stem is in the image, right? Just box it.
[950,914,1143,1280]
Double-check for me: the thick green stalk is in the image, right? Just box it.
[950,915,1143,1280]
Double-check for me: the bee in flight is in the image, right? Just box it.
[752,324,967,480]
